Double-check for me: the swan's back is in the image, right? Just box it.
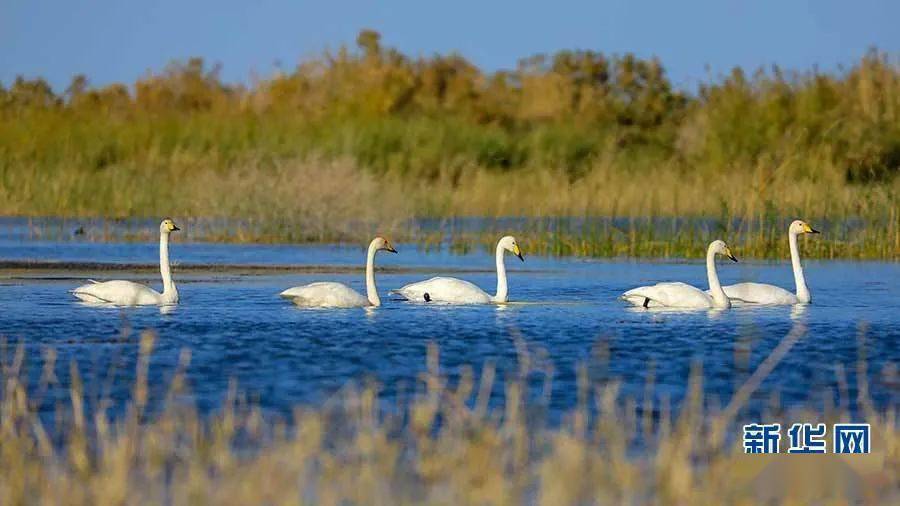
[73,280,163,306]
[623,282,713,308]
[721,282,798,305]
[281,282,369,308]
[393,277,492,304]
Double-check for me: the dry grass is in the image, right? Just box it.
[0,327,896,504]
[432,156,897,219]
[4,151,896,222]
[2,157,414,243]
[6,154,898,259]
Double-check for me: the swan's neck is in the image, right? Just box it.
[789,231,810,303]
[365,242,380,307]
[160,232,177,303]
[706,246,730,308]
[492,243,508,303]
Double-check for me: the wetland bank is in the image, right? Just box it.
[1,29,898,504]
[2,31,898,259]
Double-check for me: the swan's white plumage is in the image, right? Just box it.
[392,277,492,304]
[280,237,396,308]
[74,280,167,306]
[279,282,370,308]
[621,239,737,309]
[623,282,718,309]
[72,219,180,306]
[721,282,798,305]
[392,235,523,304]
[720,220,818,305]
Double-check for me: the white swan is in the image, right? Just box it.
[721,220,819,305]
[73,219,180,306]
[622,240,738,309]
[392,235,524,304]
[279,237,397,308]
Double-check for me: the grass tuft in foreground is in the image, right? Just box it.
[0,325,897,504]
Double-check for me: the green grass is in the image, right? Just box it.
[1,32,898,259]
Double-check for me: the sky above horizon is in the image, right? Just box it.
[2,0,898,92]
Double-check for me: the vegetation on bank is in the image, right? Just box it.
[1,30,897,258]
[0,329,896,504]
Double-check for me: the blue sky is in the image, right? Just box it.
[2,0,898,92]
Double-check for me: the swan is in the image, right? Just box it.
[392,235,523,304]
[622,240,738,309]
[720,220,819,305]
[73,219,180,306]
[279,236,397,308]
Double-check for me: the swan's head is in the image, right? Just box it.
[710,239,738,262]
[160,218,180,234]
[790,219,820,235]
[372,236,397,254]
[499,235,524,262]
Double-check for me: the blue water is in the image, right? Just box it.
[1,236,897,425]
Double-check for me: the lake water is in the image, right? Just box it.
[0,235,897,425]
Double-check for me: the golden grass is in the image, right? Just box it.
[4,151,896,220]
[8,156,898,259]
[0,326,896,504]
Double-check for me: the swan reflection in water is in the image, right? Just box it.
[790,303,808,322]
[74,300,179,316]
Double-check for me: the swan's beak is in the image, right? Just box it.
[722,246,737,262]
[513,244,524,262]
[808,227,820,234]
[385,244,397,253]
[171,224,180,231]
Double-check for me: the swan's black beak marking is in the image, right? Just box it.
[809,228,820,234]
[728,253,738,262]
[516,252,525,262]
[172,225,180,231]
[387,246,398,253]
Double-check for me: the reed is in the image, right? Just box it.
[0,328,896,504]
[1,32,898,259]
[4,155,898,259]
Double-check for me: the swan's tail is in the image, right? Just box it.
[70,279,99,293]
[279,287,306,299]
[69,278,100,295]
[621,289,654,307]
[388,289,411,300]
[71,287,108,304]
